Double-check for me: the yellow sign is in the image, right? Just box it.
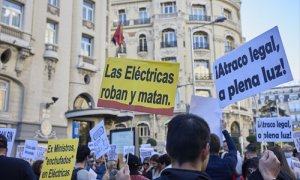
[40,139,79,180]
[98,57,179,116]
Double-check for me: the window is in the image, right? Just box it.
[190,4,208,21]
[48,0,59,7]
[225,36,234,52]
[161,2,176,14]
[74,94,93,109]
[289,100,300,112]
[83,0,94,22]
[81,35,93,56]
[161,28,177,48]
[193,31,209,49]
[118,9,127,26]
[161,57,176,62]
[196,89,211,97]
[139,8,148,20]
[45,21,58,44]
[138,123,150,137]
[138,34,147,52]
[194,60,210,80]
[0,80,9,112]
[1,0,22,28]
[224,9,232,20]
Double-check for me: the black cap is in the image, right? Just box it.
[0,134,7,149]
[245,143,256,152]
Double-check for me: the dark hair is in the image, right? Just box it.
[210,134,220,154]
[32,160,44,176]
[159,154,171,167]
[245,143,257,153]
[166,114,210,165]
[0,134,7,149]
[125,153,142,175]
[242,158,259,178]
[269,146,296,180]
[76,145,91,163]
[150,154,159,162]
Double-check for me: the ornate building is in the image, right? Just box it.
[108,0,253,152]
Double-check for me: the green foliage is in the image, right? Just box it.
[139,137,143,145]
[146,138,157,147]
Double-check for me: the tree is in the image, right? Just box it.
[146,138,157,147]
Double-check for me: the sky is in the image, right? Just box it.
[241,0,300,84]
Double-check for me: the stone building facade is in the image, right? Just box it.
[108,0,253,152]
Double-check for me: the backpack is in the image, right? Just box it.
[71,167,83,180]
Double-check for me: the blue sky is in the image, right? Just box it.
[241,0,300,83]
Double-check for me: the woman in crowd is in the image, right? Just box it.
[32,160,43,180]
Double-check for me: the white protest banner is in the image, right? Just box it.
[0,128,16,157]
[23,140,38,160]
[35,146,47,160]
[190,96,223,142]
[140,144,151,148]
[293,130,300,152]
[256,117,292,142]
[123,145,135,161]
[139,147,154,163]
[214,26,293,108]
[89,120,111,159]
[108,144,118,161]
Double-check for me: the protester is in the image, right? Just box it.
[206,131,237,180]
[126,153,149,180]
[32,160,43,180]
[242,157,259,179]
[154,114,281,180]
[91,156,106,179]
[269,146,296,180]
[103,160,118,180]
[72,145,91,180]
[146,154,160,179]
[0,134,36,180]
[142,157,150,178]
[158,154,171,175]
[244,143,258,160]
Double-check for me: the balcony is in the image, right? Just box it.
[161,41,177,48]
[189,15,211,21]
[113,20,130,27]
[137,46,148,56]
[193,43,209,50]
[0,24,32,49]
[158,13,177,18]
[43,43,59,62]
[195,73,213,81]
[134,18,151,25]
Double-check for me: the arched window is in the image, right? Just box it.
[161,28,177,48]
[73,94,93,109]
[193,31,209,49]
[138,123,150,137]
[225,36,234,52]
[0,79,9,112]
[138,34,147,52]
[231,121,240,137]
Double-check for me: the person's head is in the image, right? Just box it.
[210,134,220,155]
[76,145,91,163]
[244,143,257,160]
[166,114,210,171]
[282,144,293,158]
[293,148,300,160]
[95,155,106,165]
[126,153,142,175]
[150,154,160,169]
[223,140,228,152]
[87,154,94,167]
[269,146,296,180]
[242,158,259,179]
[158,154,171,169]
[107,160,118,171]
[0,134,8,155]
[32,160,44,176]
[143,157,150,170]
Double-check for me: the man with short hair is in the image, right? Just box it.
[0,134,36,180]
[72,145,91,180]
[245,143,258,160]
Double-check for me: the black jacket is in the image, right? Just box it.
[155,168,212,180]
[0,155,36,180]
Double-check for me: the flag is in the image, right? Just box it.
[112,23,124,47]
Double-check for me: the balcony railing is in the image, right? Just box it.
[161,41,177,48]
[113,20,130,27]
[137,46,148,52]
[195,73,213,80]
[189,15,211,21]
[158,13,177,18]
[0,24,31,42]
[134,18,151,25]
[193,43,209,50]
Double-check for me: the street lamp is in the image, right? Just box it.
[190,16,227,95]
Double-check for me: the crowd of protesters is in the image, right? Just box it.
[1,114,300,179]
